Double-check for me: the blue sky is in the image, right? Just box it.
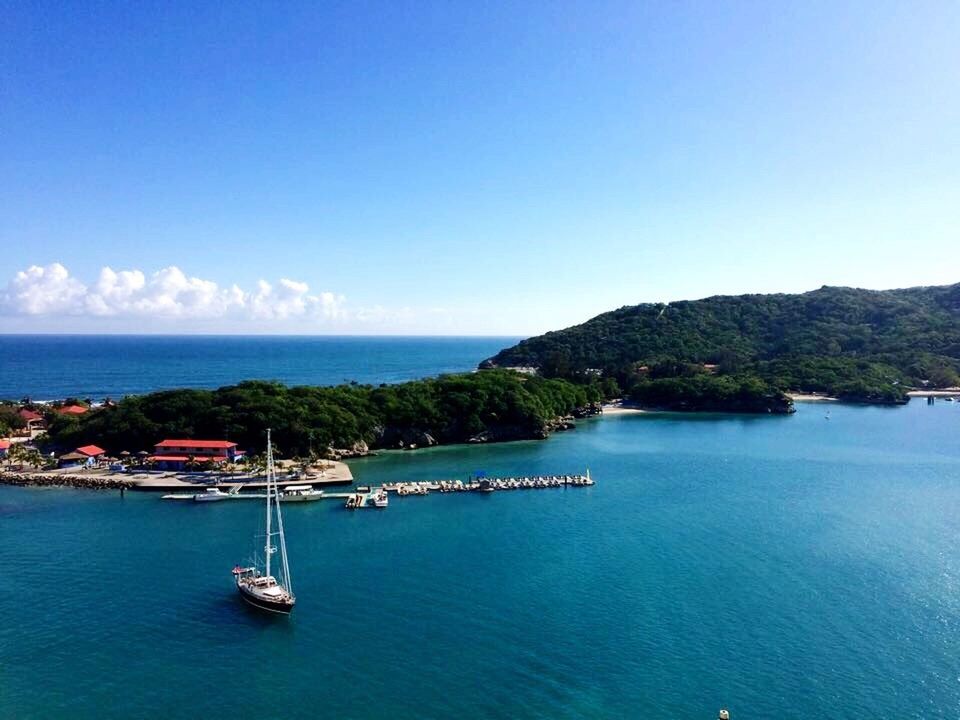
[2,1,958,334]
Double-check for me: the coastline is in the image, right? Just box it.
[600,402,647,416]
[787,393,839,402]
[0,460,354,492]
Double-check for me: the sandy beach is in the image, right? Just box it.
[601,402,647,415]
[787,393,839,402]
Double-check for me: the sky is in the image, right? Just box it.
[1,1,958,335]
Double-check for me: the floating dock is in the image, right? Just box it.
[162,472,594,506]
[384,472,594,495]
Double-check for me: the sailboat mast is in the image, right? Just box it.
[275,472,292,593]
[265,428,273,578]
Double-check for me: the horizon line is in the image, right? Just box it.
[0,332,528,339]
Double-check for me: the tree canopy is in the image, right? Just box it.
[484,283,960,403]
[41,371,602,456]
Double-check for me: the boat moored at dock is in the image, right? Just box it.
[279,485,324,502]
[194,485,241,502]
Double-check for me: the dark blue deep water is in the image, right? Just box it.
[0,335,520,399]
[2,400,960,718]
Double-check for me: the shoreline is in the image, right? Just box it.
[0,460,354,492]
[787,393,839,402]
[600,402,648,416]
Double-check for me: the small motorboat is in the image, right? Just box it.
[194,485,241,502]
[279,485,324,503]
[373,489,389,508]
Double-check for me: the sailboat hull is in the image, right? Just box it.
[237,584,296,614]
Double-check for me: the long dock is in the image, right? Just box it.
[384,472,594,495]
[161,472,594,506]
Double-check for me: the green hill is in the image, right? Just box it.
[483,283,960,406]
[40,371,603,457]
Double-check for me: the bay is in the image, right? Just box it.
[2,400,960,718]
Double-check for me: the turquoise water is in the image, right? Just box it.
[0,335,519,399]
[2,400,960,718]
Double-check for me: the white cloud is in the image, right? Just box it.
[1,263,348,325]
[5,263,87,315]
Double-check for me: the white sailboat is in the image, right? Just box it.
[231,429,296,614]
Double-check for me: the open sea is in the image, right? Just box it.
[0,335,520,400]
[3,399,960,718]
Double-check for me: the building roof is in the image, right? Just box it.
[149,455,229,462]
[76,444,105,457]
[154,439,237,449]
[58,405,88,415]
[18,409,43,422]
[0,440,11,450]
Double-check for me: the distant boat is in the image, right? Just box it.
[232,429,296,615]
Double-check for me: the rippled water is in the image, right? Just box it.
[3,400,960,718]
[0,335,519,399]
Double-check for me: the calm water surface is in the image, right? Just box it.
[0,335,519,399]
[2,400,960,718]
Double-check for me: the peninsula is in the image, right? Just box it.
[482,282,960,408]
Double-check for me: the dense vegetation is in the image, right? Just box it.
[628,375,792,413]
[483,283,960,406]
[41,371,602,456]
[0,405,26,437]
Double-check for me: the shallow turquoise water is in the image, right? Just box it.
[2,400,960,718]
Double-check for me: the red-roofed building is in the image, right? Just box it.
[76,445,105,458]
[18,408,46,431]
[59,444,105,467]
[0,440,10,458]
[149,439,240,470]
[11,408,46,437]
[58,405,88,416]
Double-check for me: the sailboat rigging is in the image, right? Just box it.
[231,429,296,614]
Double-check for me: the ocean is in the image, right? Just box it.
[0,335,520,399]
[3,399,960,718]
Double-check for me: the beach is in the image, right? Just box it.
[787,392,839,402]
[600,402,648,415]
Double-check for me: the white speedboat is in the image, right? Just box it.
[373,489,389,508]
[194,485,240,502]
[280,485,324,503]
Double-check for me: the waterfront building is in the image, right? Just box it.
[148,439,241,471]
[58,444,105,468]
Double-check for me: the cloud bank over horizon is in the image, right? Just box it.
[0,263,398,332]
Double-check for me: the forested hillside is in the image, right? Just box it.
[41,371,602,456]
[483,283,960,404]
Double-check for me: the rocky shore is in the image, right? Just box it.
[0,470,134,490]
[328,403,605,453]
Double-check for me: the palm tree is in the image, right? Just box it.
[8,443,42,469]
